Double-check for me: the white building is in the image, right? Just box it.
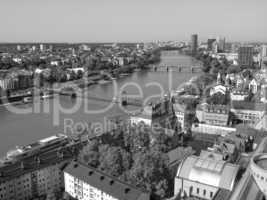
[40,44,44,52]
[262,45,267,58]
[249,79,260,94]
[230,90,249,101]
[130,106,153,126]
[175,155,239,200]
[191,123,236,136]
[260,84,267,103]
[210,84,227,96]
[64,161,150,200]
[67,67,85,74]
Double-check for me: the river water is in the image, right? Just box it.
[0,51,201,156]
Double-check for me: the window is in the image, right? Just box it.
[210,192,213,198]
[197,188,199,194]
[203,189,206,196]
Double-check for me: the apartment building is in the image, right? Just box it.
[196,104,230,126]
[64,161,150,200]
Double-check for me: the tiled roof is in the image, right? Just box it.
[64,161,150,200]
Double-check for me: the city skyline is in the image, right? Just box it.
[0,0,267,43]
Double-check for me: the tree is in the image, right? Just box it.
[98,146,132,177]
[123,123,151,154]
[78,139,100,168]
[128,150,171,199]
[227,65,241,74]
[151,131,173,153]
[77,70,84,79]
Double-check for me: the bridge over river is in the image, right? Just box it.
[50,88,143,107]
[151,65,202,73]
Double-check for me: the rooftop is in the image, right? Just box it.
[64,161,150,200]
[231,101,267,111]
[177,155,240,191]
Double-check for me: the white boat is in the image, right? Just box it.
[41,94,53,100]
[98,80,111,85]
[41,91,54,99]
[119,73,130,77]
[22,97,33,103]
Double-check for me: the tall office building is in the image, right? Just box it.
[17,45,21,51]
[49,44,53,52]
[191,34,198,55]
[261,45,267,58]
[238,46,254,67]
[207,39,216,51]
[40,44,45,52]
[32,45,36,52]
[216,36,226,52]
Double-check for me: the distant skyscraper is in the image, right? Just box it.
[262,45,267,58]
[231,43,240,53]
[207,38,216,51]
[216,36,226,52]
[238,46,254,67]
[49,44,53,52]
[40,44,45,52]
[191,34,198,55]
[17,45,21,51]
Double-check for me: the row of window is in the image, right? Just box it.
[189,186,214,199]
[253,172,267,182]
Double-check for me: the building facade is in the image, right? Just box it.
[207,39,216,51]
[196,104,229,127]
[173,103,186,130]
[238,46,254,67]
[191,34,198,55]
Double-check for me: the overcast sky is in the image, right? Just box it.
[0,0,266,43]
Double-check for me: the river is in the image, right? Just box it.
[0,51,201,156]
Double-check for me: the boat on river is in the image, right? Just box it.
[22,97,33,103]
[98,79,111,85]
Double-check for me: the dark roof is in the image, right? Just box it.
[231,101,267,111]
[167,147,194,166]
[64,161,150,200]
